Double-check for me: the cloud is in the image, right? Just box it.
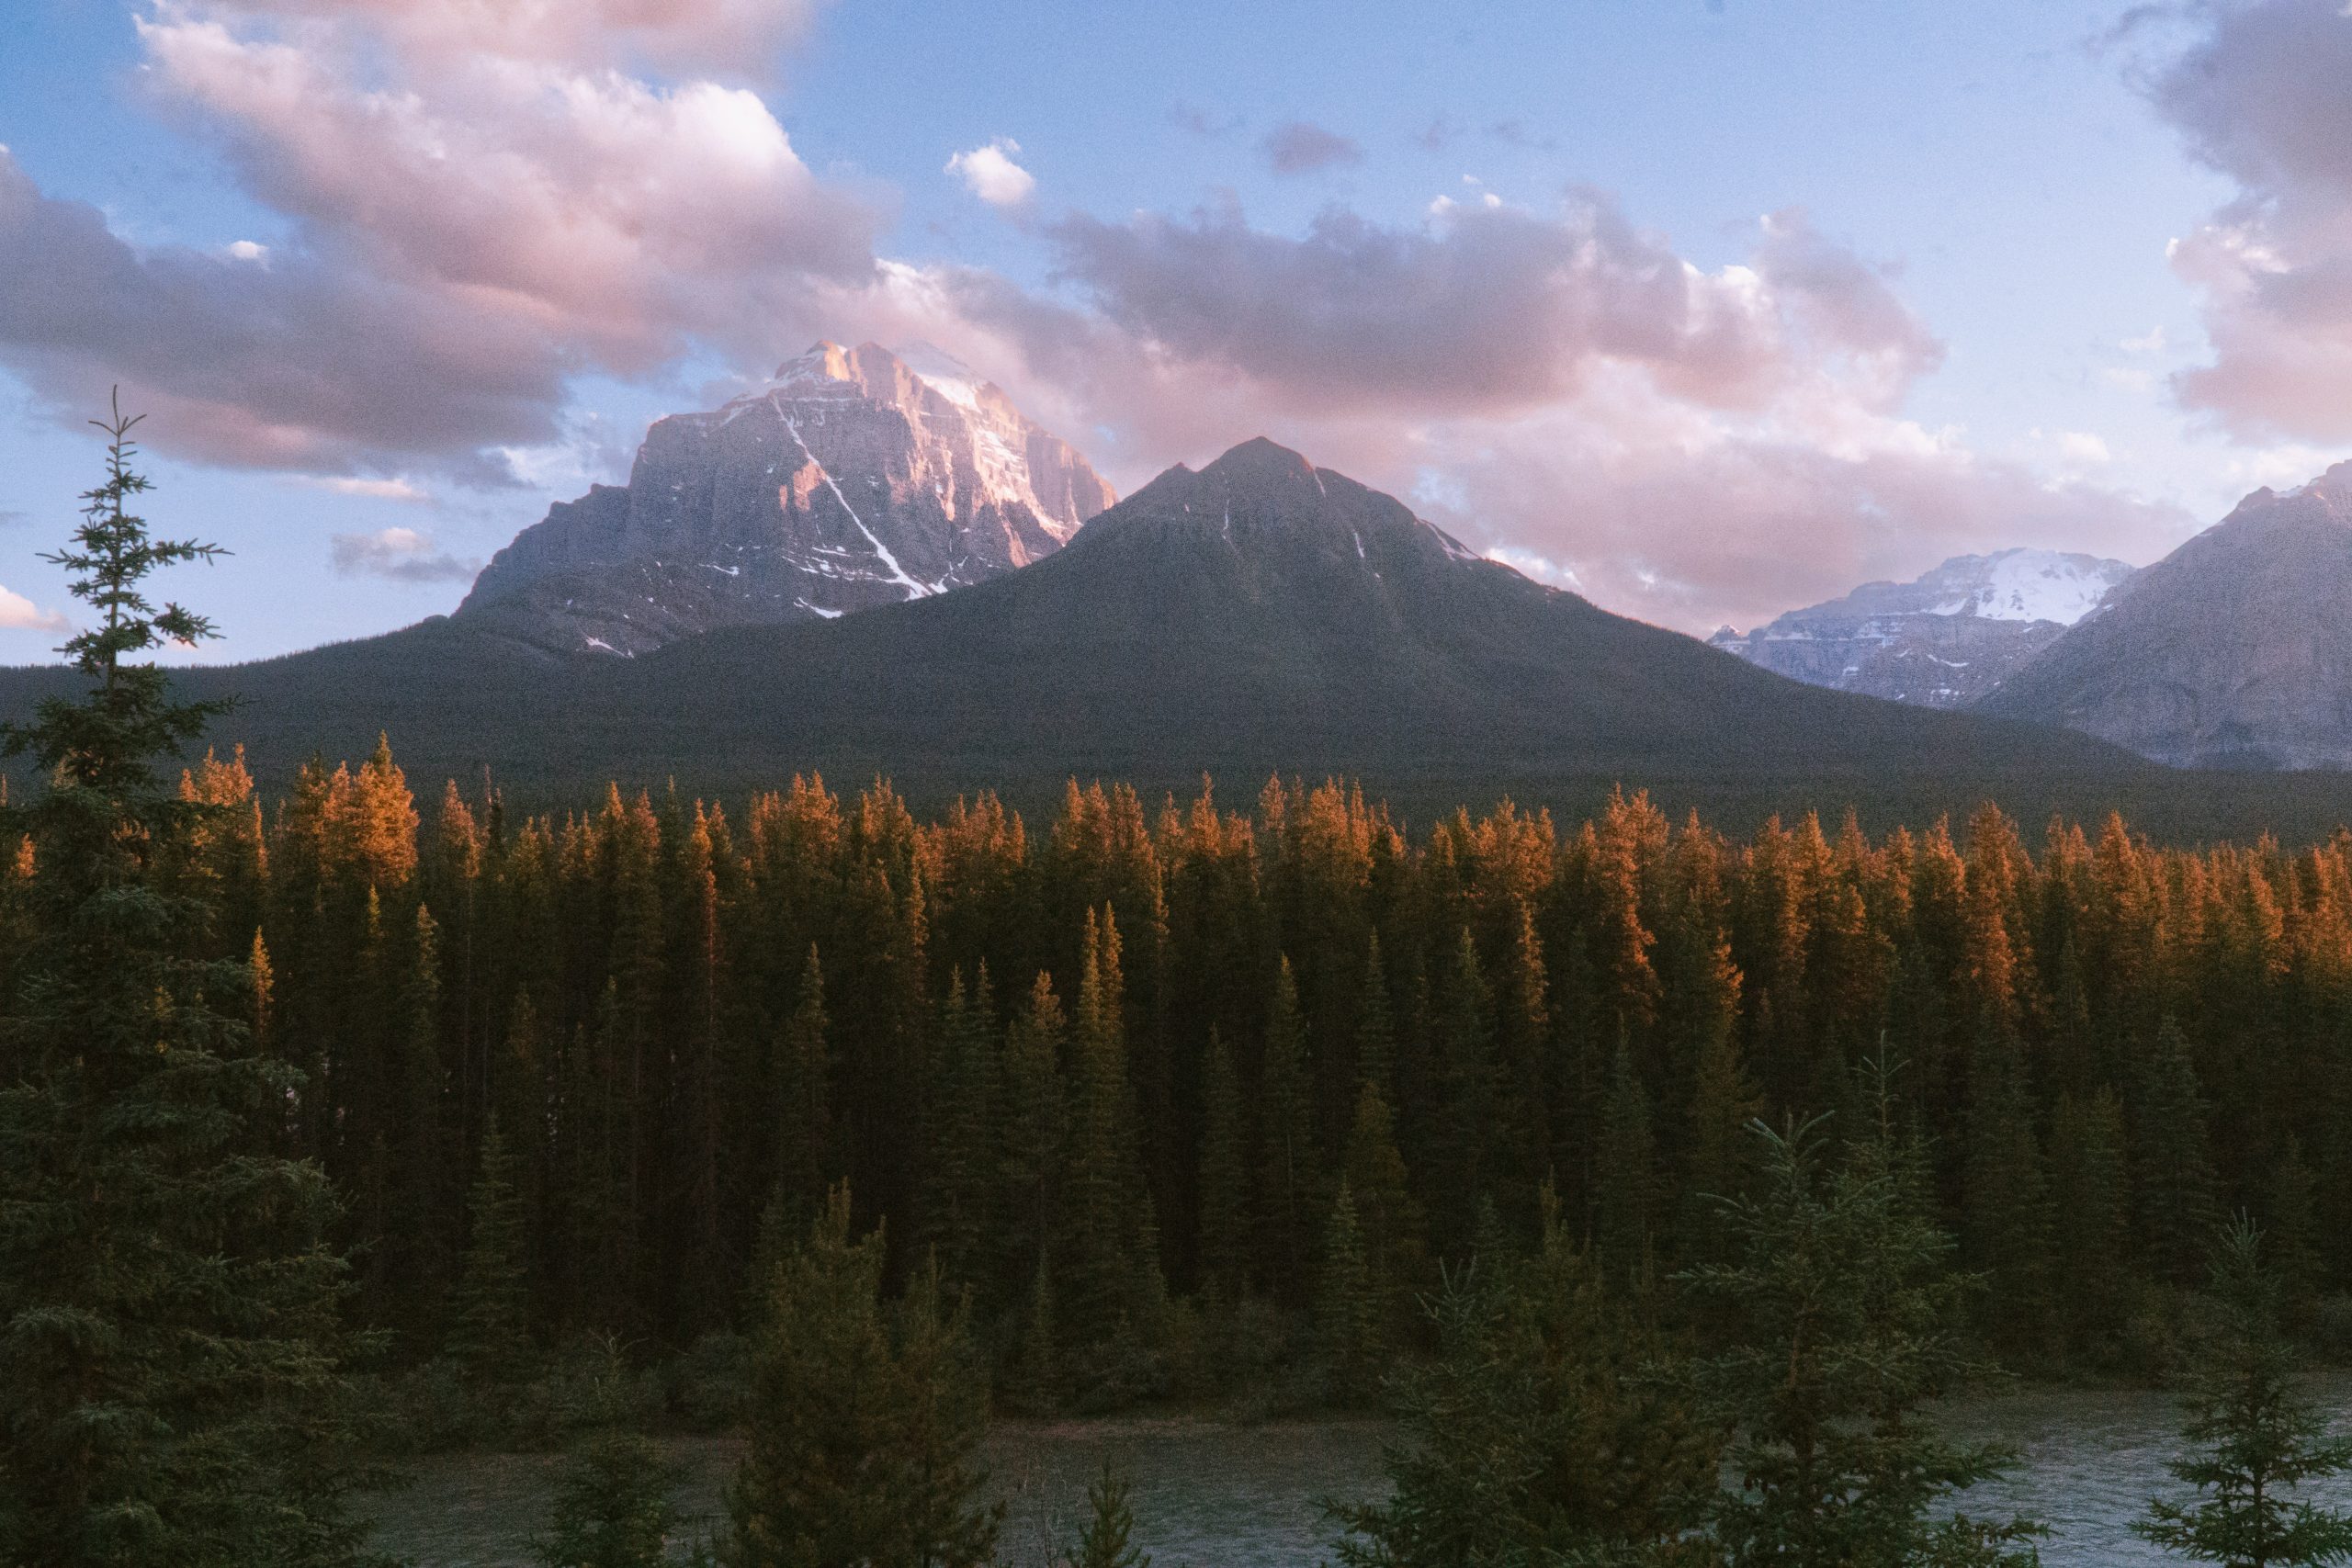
[2140,0,2352,442]
[1025,197,1939,422]
[0,1,884,476]
[0,583,70,634]
[1259,120,1364,175]
[330,525,479,581]
[179,0,822,78]
[945,139,1035,208]
[289,475,431,501]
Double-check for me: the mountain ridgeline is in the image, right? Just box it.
[0,434,2188,827]
[1983,464,2352,769]
[1712,547,2135,708]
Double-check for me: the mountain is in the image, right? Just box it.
[37,437,2159,823]
[1710,547,2135,708]
[454,340,1115,655]
[1981,465,2352,769]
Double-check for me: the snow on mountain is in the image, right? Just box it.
[1919,548,2135,625]
[457,341,1115,656]
[1712,547,2138,708]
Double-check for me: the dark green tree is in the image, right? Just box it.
[1195,1027,1252,1303]
[1331,1187,1718,1567]
[2137,1217,2352,1568]
[1258,955,1320,1302]
[1317,1181,1384,1405]
[2049,1088,2132,1356]
[534,1348,684,1568]
[447,1113,536,1378]
[0,401,378,1567]
[1593,1041,1660,1285]
[1068,1461,1150,1568]
[722,1184,1001,1568]
[2132,1017,2219,1285]
[1961,1024,2055,1361]
[1680,1104,2042,1568]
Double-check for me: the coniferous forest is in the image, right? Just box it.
[15,423,2352,1568]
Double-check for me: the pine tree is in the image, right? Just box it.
[921,967,997,1289]
[2050,1088,2132,1355]
[2138,1218,2352,1568]
[1593,1041,1659,1285]
[1681,1107,2042,1568]
[1331,1186,1717,1566]
[1429,929,1498,1250]
[1067,1462,1150,1568]
[1962,1022,2056,1361]
[1317,1182,1384,1405]
[2133,1017,2220,1285]
[774,945,832,1224]
[1341,1077,1423,1341]
[1195,1027,1253,1303]
[534,1345,683,1568]
[1259,955,1321,1301]
[447,1114,535,1379]
[999,972,1067,1315]
[0,401,376,1566]
[722,1184,1001,1568]
[1058,908,1160,1348]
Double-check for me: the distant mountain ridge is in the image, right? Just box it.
[0,436,2147,817]
[456,340,1114,656]
[1712,547,2135,708]
[1982,464,2352,769]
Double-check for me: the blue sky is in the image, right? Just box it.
[1,0,2345,658]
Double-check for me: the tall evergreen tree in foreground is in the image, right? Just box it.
[2137,1218,2352,1568]
[722,1183,1001,1568]
[0,401,376,1566]
[1331,1188,1718,1567]
[533,1342,684,1568]
[1681,1093,2042,1568]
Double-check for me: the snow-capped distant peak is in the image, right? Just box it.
[1920,547,2133,626]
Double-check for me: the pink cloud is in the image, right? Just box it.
[2143,0,2352,442]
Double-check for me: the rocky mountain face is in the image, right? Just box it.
[1982,465,2352,769]
[456,341,1114,655]
[1710,547,2135,708]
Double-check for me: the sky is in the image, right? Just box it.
[2,0,2349,660]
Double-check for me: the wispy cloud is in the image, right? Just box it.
[0,583,69,633]
[330,526,478,582]
[1259,120,1363,175]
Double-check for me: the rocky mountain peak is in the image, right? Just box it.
[1713,546,2137,709]
[1981,462,2352,767]
[455,341,1115,656]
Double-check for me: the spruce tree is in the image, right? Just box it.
[534,1345,683,1568]
[447,1114,535,1379]
[1593,1041,1660,1285]
[723,1184,1001,1568]
[2138,1218,2352,1568]
[1340,1077,1422,1342]
[0,401,377,1566]
[1332,1186,1717,1566]
[1681,1108,2042,1568]
[1259,955,1320,1302]
[1195,1027,1252,1303]
[2050,1088,2132,1355]
[1962,1023,2056,1361]
[1068,1462,1150,1568]
[1317,1181,1383,1405]
[774,945,832,1224]
[2132,1017,2220,1285]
